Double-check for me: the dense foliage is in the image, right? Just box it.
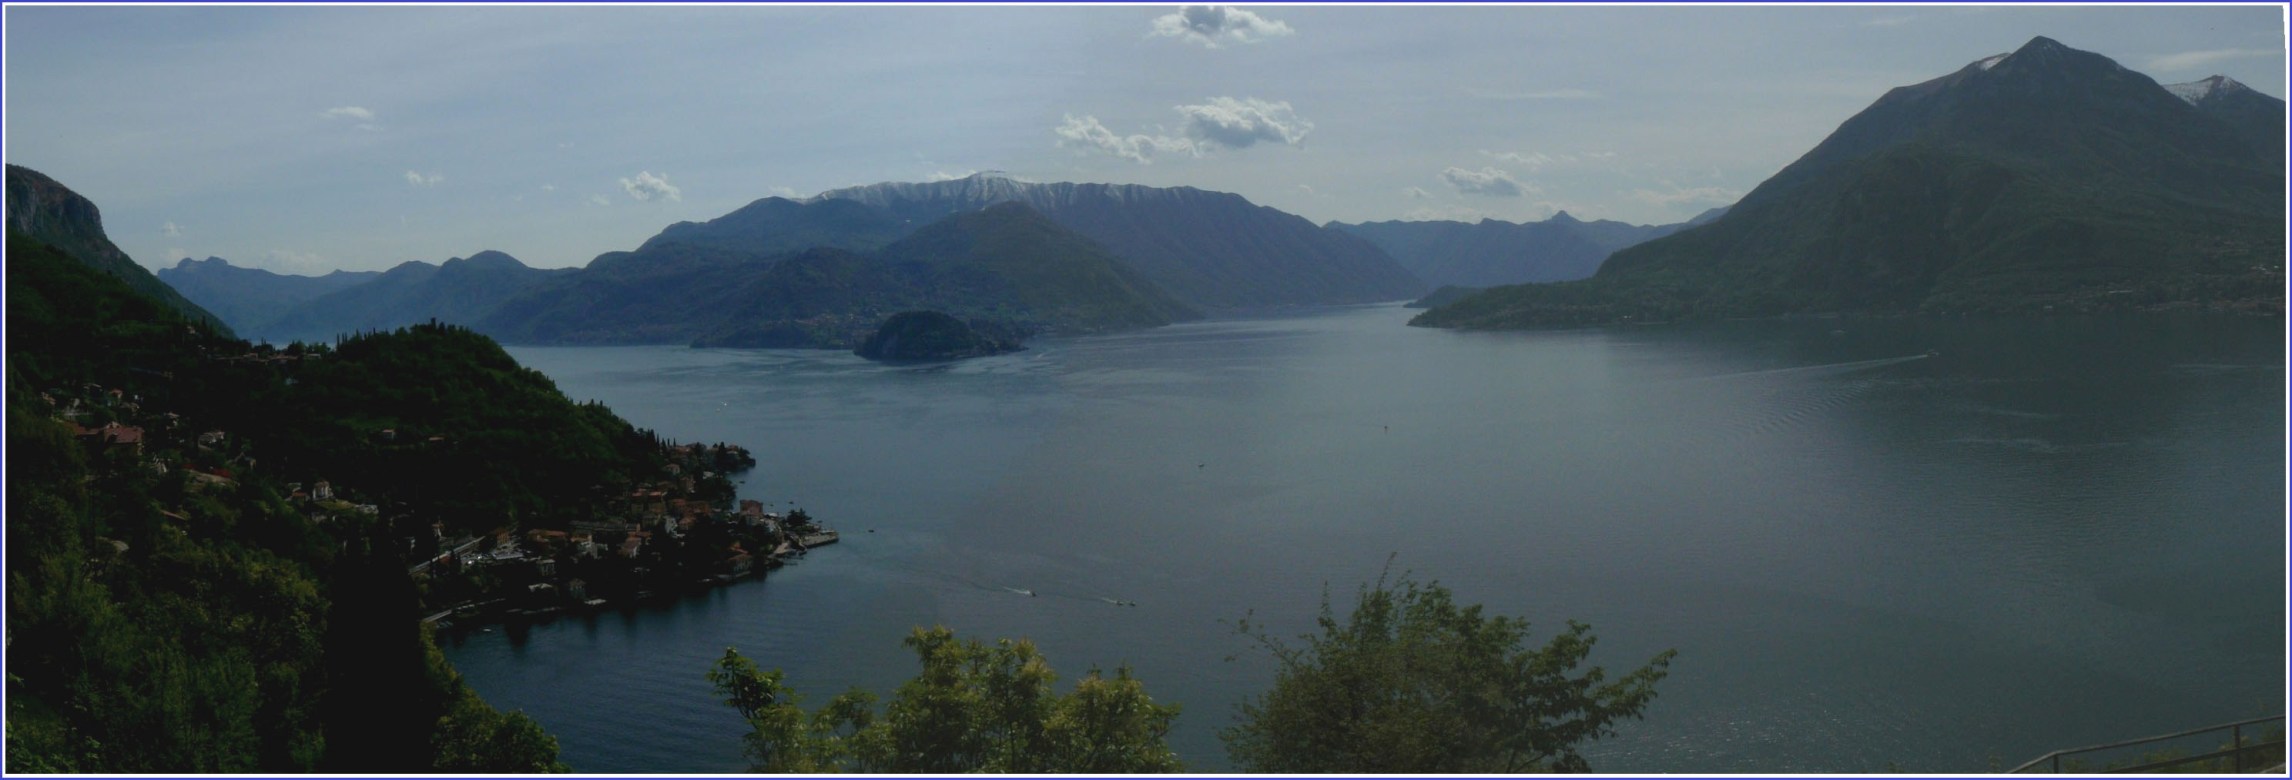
[6,222,610,772]
[243,320,668,532]
[854,310,1029,361]
[709,627,1183,773]
[1222,569,1675,773]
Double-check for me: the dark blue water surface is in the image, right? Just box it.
[442,304,2285,773]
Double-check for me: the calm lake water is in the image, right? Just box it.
[446,304,2286,773]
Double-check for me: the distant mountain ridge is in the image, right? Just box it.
[814,174,1426,308]
[1330,209,1717,289]
[6,164,234,335]
[641,196,911,257]
[1415,36,2286,329]
[260,251,576,342]
[156,257,381,340]
[188,175,1414,349]
[486,200,1195,349]
[690,201,1197,348]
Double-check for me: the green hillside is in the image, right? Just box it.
[1414,37,2285,330]
[6,164,234,336]
[4,174,744,773]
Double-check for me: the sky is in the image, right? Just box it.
[5,4,2285,275]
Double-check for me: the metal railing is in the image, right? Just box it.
[2011,715,2286,774]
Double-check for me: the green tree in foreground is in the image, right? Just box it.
[1222,567,1676,773]
[708,627,1181,773]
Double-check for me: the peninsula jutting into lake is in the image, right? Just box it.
[6,4,2283,774]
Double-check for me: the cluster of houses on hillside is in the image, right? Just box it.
[48,382,249,484]
[401,441,832,627]
[38,352,826,631]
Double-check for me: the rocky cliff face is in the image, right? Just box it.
[7,164,234,335]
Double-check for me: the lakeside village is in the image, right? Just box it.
[42,341,840,633]
[411,464,845,631]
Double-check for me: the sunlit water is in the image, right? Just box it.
[443,304,2286,773]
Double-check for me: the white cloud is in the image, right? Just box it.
[167,246,187,260]
[589,194,612,207]
[2147,47,2278,72]
[619,171,682,202]
[1631,183,1742,209]
[1294,183,1333,200]
[768,186,799,198]
[161,221,182,237]
[320,106,374,120]
[1054,114,1195,164]
[404,170,443,186]
[1402,186,1433,200]
[1056,96,1312,164]
[927,169,977,182]
[1149,5,1293,48]
[1441,166,1529,197]
[1176,97,1312,149]
[265,249,327,274]
[540,184,556,192]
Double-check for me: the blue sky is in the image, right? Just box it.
[6,4,2284,274]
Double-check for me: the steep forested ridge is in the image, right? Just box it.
[0,167,711,772]
[1414,37,2285,329]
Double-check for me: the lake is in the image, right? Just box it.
[443,303,2285,773]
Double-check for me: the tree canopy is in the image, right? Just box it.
[1222,567,1676,773]
[708,626,1182,773]
[6,231,577,772]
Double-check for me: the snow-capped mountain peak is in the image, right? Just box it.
[2163,75,2249,105]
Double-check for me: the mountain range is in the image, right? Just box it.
[1414,36,2286,329]
[155,258,380,338]
[812,176,1426,309]
[1330,207,1727,289]
[139,37,2284,343]
[166,175,1431,348]
[258,252,577,342]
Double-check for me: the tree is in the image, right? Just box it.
[317,537,445,773]
[430,694,571,773]
[1222,566,1676,773]
[708,626,1182,773]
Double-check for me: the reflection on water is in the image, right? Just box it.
[443,305,2284,773]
